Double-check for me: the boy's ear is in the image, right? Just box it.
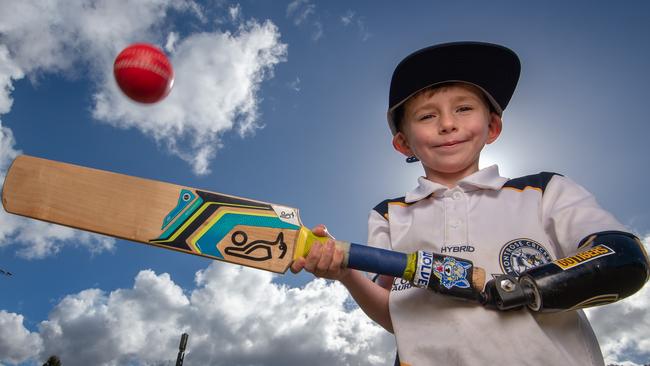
[392,132,414,157]
[486,113,503,144]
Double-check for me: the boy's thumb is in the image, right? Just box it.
[312,224,335,239]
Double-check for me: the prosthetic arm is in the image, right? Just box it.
[481,231,650,312]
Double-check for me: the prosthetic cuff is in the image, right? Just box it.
[484,231,650,312]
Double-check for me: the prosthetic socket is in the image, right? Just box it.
[481,231,650,312]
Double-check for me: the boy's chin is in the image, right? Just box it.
[424,161,480,176]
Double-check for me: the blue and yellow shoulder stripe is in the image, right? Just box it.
[502,172,561,194]
[373,196,410,221]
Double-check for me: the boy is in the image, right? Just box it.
[291,42,649,365]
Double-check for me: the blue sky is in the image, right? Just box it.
[1,1,649,365]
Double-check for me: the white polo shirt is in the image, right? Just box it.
[367,165,628,366]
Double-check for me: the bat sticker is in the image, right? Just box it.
[151,189,298,260]
[433,257,471,289]
[161,189,196,229]
[224,231,288,261]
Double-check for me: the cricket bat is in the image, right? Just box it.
[2,155,485,296]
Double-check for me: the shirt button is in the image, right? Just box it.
[450,219,460,228]
[452,191,463,200]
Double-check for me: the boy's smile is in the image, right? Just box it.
[393,83,502,187]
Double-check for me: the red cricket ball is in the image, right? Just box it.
[113,43,174,104]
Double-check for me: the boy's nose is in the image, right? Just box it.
[438,115,458,134]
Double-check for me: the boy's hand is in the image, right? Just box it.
[290,224,350,281]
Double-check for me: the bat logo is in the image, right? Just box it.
[152,189,299,262]
[224,231,288,261]
[279,211,295,220]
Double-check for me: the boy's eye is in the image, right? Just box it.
[457,106,473,113]
[418,113,435,121]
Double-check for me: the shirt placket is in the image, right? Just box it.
[443,188,468,245]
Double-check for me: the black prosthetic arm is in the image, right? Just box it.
[482,231,649,312]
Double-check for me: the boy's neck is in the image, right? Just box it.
[424,162,480,189]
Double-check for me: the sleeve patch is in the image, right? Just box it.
[372,196,407,220]
[502,172,562,194]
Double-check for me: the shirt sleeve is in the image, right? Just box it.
[542,174,629,256]
[367,209,392,251]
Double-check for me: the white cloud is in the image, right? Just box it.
[0,46,24,115]
[339,10,371,42]
[229,4,242,22]
[0,213,116,259]
[0,0,287,176]
[288,77,301,92]
[0,264,395,365]
[38,271,190,366]
[586,234,650,366]
[0,310,43,364]
[93,20,287,175]
[165,31,180,53]
[286,0,323,41]
[287,0,315,26]
[0,122,19,175]
[312,21,324,41]
[0,0,197,76]
[341,10,355,26]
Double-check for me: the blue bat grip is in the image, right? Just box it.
[347,243,407,277]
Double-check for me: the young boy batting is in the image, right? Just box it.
[291,41,649,365]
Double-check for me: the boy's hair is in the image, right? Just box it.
[391,82,497,134]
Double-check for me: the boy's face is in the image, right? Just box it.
[392,83,502,183]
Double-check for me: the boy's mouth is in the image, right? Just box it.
[435,140,466,148]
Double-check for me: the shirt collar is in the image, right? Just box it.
[405,165,508,203]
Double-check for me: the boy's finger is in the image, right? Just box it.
[290,258,305,273]
[303,242,323,273]
[311,224,336,239]
[329,247,344,273]
[316,240,335,273]
[311,224,328,237]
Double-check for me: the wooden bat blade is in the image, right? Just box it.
[2,155,303,273]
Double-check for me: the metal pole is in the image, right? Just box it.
[175,333,189,366]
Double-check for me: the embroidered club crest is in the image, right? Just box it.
[499,238,552,276]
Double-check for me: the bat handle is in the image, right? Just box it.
[347,243,485,300]
[295,227,485,300]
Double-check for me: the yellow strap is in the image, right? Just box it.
[402,252,417,281]
[294,226,328,260]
